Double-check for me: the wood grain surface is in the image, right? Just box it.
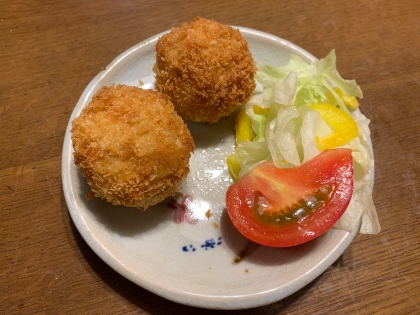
[1,0,419,314]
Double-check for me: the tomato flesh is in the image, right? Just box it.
[225,149,354,247]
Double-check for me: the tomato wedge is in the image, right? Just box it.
[225,148,354,247]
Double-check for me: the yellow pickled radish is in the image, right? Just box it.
[341,94,359,109]
[253,104,270,116]
[326,87,360,109]
[235,108,254,144]
[226,154,241,181]
[308,102,358,151]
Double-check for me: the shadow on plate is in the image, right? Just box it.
[220,208,333,267]
[76,170,173,238]
[186,111,236,149]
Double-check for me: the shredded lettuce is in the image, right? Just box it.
[230,49,380,234]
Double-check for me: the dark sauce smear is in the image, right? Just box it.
[233,241,259,264]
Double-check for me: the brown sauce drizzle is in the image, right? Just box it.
[233,241,259,264]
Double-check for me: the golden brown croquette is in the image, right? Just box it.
[71,85,194,209]
[153,17,257,123]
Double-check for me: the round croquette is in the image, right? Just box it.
[153,17,257,123]
[71,85,195,209]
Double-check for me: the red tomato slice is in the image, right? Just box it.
[225,148,354,247]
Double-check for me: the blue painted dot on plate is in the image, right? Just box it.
[182,244,196,252]
[200,237,222,250]
[182,237,222,252]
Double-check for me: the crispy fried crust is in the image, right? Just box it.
[153,17,257,123]
[71,85,195,209]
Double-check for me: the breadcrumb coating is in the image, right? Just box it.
[153,17,257,123]
[71,85,194,209]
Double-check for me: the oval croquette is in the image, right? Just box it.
[71,85,195,209]
[153,17,257,123]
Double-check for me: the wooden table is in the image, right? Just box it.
[1,0,419,314]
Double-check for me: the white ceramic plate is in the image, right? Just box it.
[62,27,363,310]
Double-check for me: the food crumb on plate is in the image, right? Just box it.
[205,209,213,219]
[211,222,219,229]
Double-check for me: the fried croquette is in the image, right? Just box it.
[153,17,257,123]
[71,85,194,209]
